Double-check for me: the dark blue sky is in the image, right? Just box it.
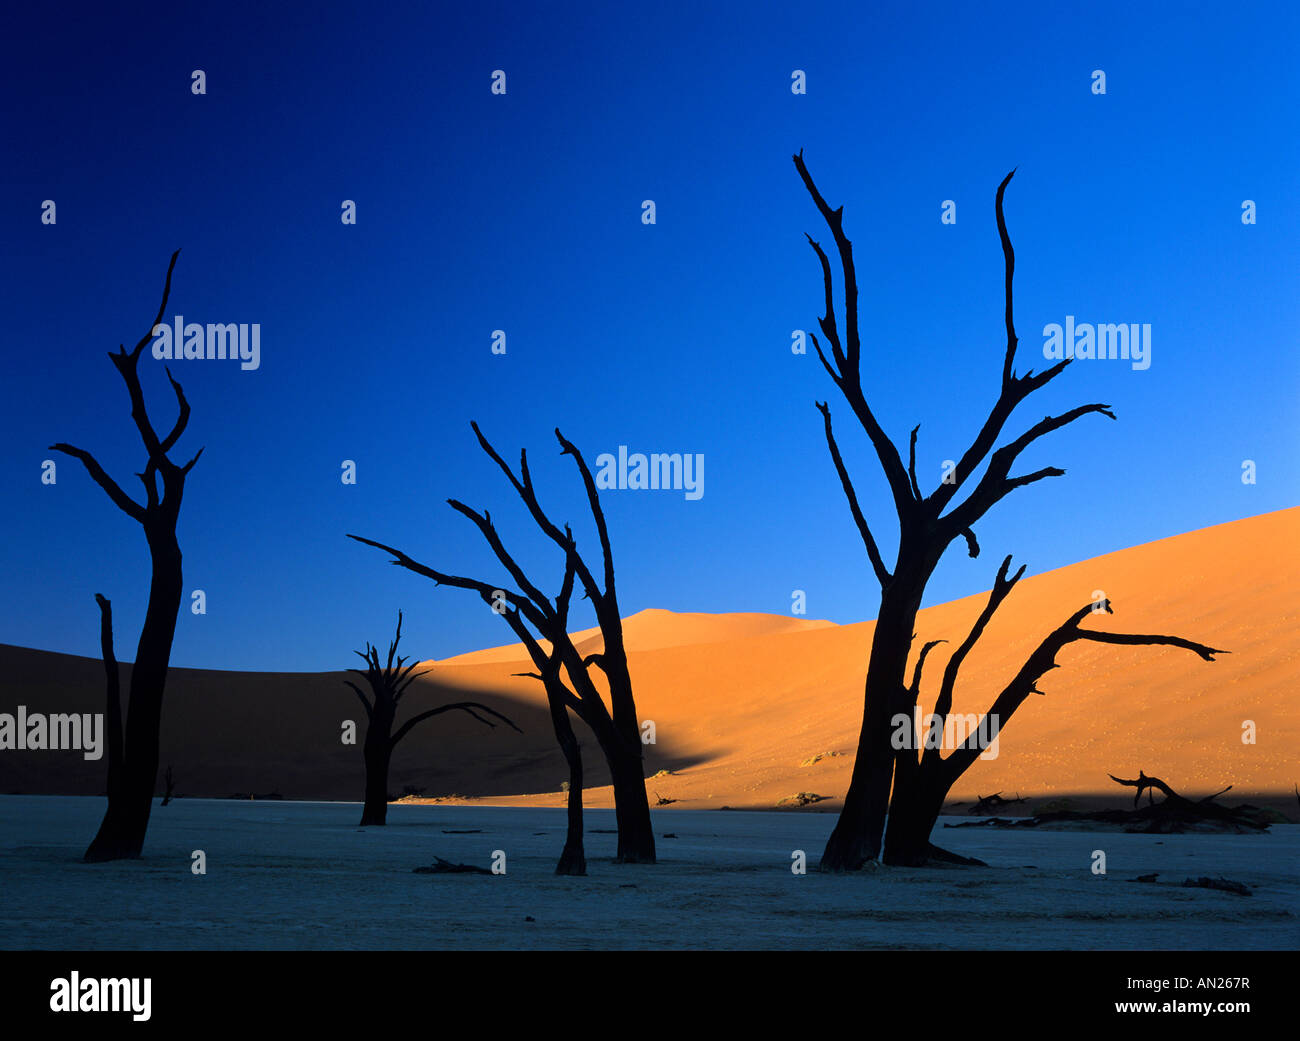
[3,1,1296,671]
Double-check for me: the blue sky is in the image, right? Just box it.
[2,1,1296,671]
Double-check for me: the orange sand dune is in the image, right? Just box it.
[1,508,1296,813]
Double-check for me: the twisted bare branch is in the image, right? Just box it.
[816,402,891,587]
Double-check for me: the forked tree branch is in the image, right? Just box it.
[909,638,947,701]
[940,600,1226,782]
[52,250,203,525]
[893,637,948,777]
[816,401,891,587]
[803,234,846,371]
[505,550,589,719]
[49,443,146,521]
[343,680,374,719]
[510,616,586,717]
[794,150,914,520]
[110,250,183,465]
[391,701,521,748]
[159,366,191,453]
[446,499,560,625]
[469,422,605,611]
[345,534,551,635]
[555,427,619,621]
[793,153,860,374]
[943,404,1116,536]
[927,173,1081,520]
[924,555,1025,765]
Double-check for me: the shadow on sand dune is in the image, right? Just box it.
[0,645,707,801]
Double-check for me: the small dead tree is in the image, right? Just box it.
[345,612,519,826]
[160,765,175,806]
[53,251,202,862]
[791,153,1223,868]
[349,423,657,866]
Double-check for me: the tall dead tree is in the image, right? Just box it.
[349,423,656,866]
[52,250,202,862]
[345,612,519,826]
[792,153,1224,869]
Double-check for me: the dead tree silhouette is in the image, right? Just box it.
[52,250,203,862]
[791,153,1225,869]
[345,611,519,827]
[349,423,657,867]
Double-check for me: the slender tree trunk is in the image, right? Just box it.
[84,531,183,862]
[93,594,125,807]
[548,690,586,875]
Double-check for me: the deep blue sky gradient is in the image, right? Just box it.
[2,1,1296,670]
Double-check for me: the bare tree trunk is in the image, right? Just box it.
[601,668,656,864]
[881,770,949,866]
[92,594,124,806]
[582,709,655,864]
[548,688,586,876]
[609,754,655,864]
[85,530,183,862]
[360,735,393,827]
[822,577,925,870]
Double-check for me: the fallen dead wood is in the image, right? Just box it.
[1182,876,1252,896]
[945,772,1273,834]
[968,792,1028,815]
[413,857,493,875]
[1126,873,1252,895]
